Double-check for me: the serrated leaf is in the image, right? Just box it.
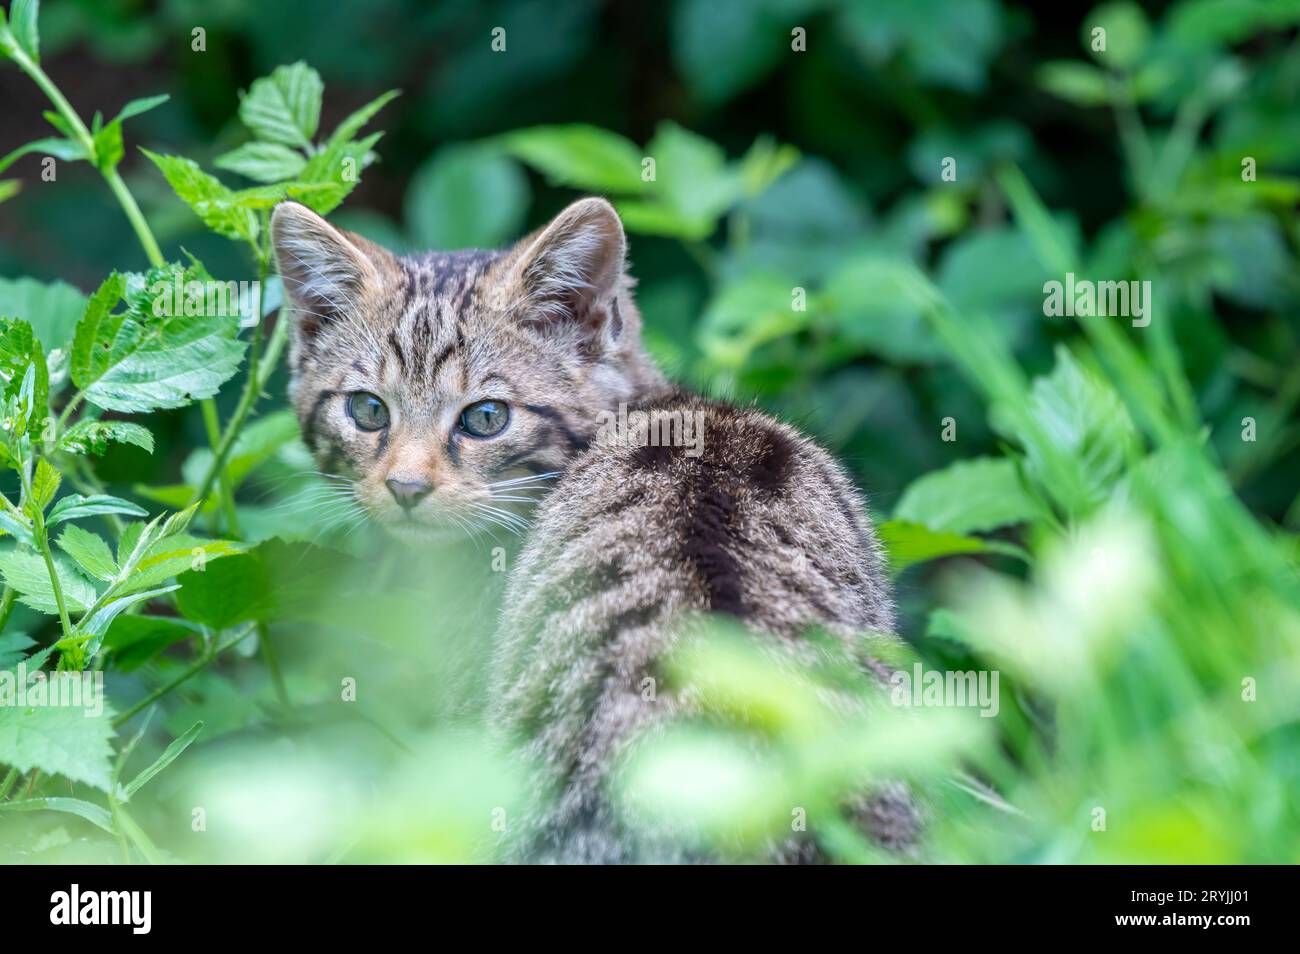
[0,631,36,669]
[30,457,60,511]
[79,584,179,650]
[122,535,241,594]
[239,62,323,148]
[894,457,1039,536]
[0,701,116,792]
[57,419,154,456]
[0,549,97,614]
[141,151,258,242]
[0,316,48,436]
[213,142,306,183]
[291,131,382,215]
[57,524,117,581]
[70,264,247,413]
[47,493,148,526]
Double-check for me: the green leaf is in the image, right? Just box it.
[30,457,59,511]
[878,520,1000,573]
[57,524,117,581]
[112,93,168,124]
[214,142,307,183]
[290,131,382,215]
[7,0,40,62]
[0,276,87,356]
[91,120,124,171]
[181,408,298,492]
[103,614,196,670]
[0,797,114,833]
[79,584,180,648]
[498,124,648,193]
[0,631,36,669]
[0,137,87,175]
[141,151,257,241]
[0,317,49,436]
[238,61,323,148]
[123,721,203,799]
[47,493,148,526]
[57,419,154,456]
[0,508,34,547]
[405,144,529,250]
[1084,2,1150,71]
[325,88,399,147]
[894,457,1040,535]
[70,265,247,413]
[0,700,116,791]
[1037,61,1111,107]
[0,549,97,614]
[122,534,242,595]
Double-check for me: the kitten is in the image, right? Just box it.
[271,197,914,862]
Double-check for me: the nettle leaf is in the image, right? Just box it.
[57,524,118,581]
[0,701,117,792]
[57,419,154,457]
[47,493,148,526]
[894,456,1040,536]
[141,151,258,242]
[123,534,242,595]
[70,265,247,413]
[291,131,382,215]
[0,317,48,437]
[214,142,306,184]
[0,549,98,614]
[239,61,324,149]
[30,457,60,512]
[0,631,36,669]
[0,507,34,547]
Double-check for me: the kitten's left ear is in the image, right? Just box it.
[510,197,627,343]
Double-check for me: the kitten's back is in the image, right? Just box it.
[491,391,908,862]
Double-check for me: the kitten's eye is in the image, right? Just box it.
[459,400,510,438]
[347,392,389,431]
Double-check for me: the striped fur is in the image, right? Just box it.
[271,198,911,862]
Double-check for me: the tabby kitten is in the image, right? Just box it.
[271,197,912,862]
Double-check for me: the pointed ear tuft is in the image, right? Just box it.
[270,202,390,343]
[511,197,627,340]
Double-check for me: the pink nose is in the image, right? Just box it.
[386,478,432,510]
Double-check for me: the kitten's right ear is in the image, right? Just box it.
[270,202,390,342]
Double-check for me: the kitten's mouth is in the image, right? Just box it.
[380,515,466,544]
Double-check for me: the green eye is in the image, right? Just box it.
[347,392,389,431]
[459,400,509,437]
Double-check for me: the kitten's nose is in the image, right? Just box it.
[386,477,433,510]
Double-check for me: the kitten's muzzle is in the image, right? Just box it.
[386,477,434,510]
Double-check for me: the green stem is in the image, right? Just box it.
[258,621,290,707]
[103,167,166,268]
[201,399,241,536]
[192,254,271,510]
[111,623,256,729]
[19,463,74,641]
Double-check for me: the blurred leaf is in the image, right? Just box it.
[0,137,86,174]
[1037,60,1110,106]
[895,456,1038,535]
[877,519,997,571]
[0,701,116,792]
[1084,2,1150,71]
[123,721,203,800]
[498,124,647,193]
[405,144,528,250]
[0,276,86,351]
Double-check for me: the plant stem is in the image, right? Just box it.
[19,463,74,641]
[201,398,241,537]
[111,622,256,728]
[258,621,290,707]
[0,586,16,633]
[103,167,166,268]
[192,254,271,510]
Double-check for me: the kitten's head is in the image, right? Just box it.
[271,197,664,541]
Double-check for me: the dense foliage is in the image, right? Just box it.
[0,0,1297,863]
